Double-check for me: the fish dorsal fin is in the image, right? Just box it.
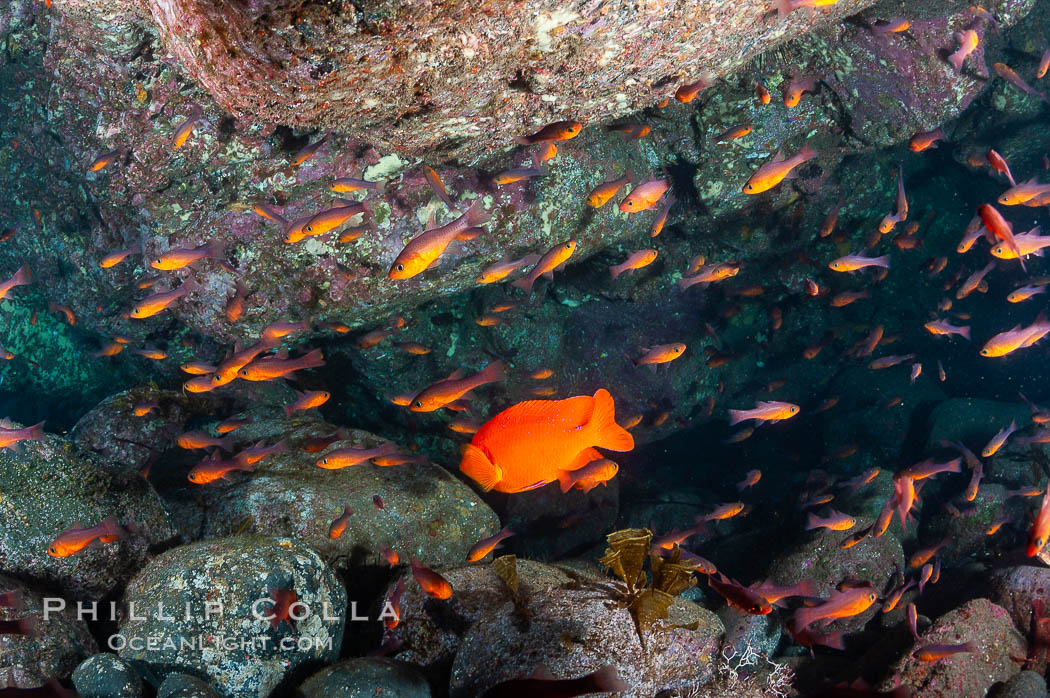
[529,665,555,681]
[771,149,785,163]
[443,368,466,382]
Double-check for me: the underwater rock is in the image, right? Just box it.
[157,674,223,698]
[877,598,1025,696]
[297,657,431,698]
[0,425,174,600]
[0,573,98,689]
[71,653,143,698]
[920,483,1026,564]
[717,606,782,660]
[389,557,723,697]
[993,671,1050,698]
[117,535,345,698]
[925,398,1031,451]
[192,418,499,570]
[72,387,191,472]
[990,565,1050,641]
[130,0,881,157]
[765,512,904,631]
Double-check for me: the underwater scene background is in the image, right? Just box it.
[5,0,1050,696]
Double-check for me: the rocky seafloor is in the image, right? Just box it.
[5,0,1050,695]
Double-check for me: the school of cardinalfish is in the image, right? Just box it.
[7,1,1050,681]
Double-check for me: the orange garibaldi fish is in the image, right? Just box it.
[459,388,634,493]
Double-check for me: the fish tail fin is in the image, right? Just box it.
[876,255,891,268]
[948,53,964,72]
[283,404,294,418]
[589,388,634,451]
[776,0,794,19]
[799,143,818,161]
[463,198,490,228]
[960,325,972,340]
[301,348,325,370]
[220,435,235,452]
[272,439,289,454]
[609,264,623,280]
[796,579,819,597]
[26,421,44,441]
[728,409,746,426]
[478,360,507,386]
[557,469,576,493]
[804,512,819,530]
[100,515,124,539]
[511,275,536,294]
[512,136,531,146]
[12,265,29,286]
[588,666,628,693]
[209,238,226,261]
[460,444,501,492]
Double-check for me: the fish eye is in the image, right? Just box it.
[48,545,57,554]
[153,258,161,264]
[321,458,328,465]
[305,225,313,232]
[396,264,404,271]
[414,400,423,407]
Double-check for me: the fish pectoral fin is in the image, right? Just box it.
[459,444,502,492]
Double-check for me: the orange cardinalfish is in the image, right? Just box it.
[225,280,250,323]
[991,228,1050,259]
[88,148,121,171]
[909,128,945,152]
[409,558,453,599]
[0,420,44,448]
[131,347,168,360]
[792,585,877,630]
[289,134,328,166]
[678,262,740,289]
[316,442,399,469]
[409,362,506,411]
[211,340,277,386]
[422,165,459,210]
[707,574,772,615]
[512,241,577,294]
[998,178,1050,205]
[749,578,818,607]
[394,341,431,355]
[1027,481,1050,556]
[558,456,618,493]
[754,80,771,105]
[913,642,977,661]
[216,416,251,434]
[176,431,233,451]
[633,343,686,367]
[0,265,30,301]
[737,469,762,491]
[714,125,753,142]
[675,73,714,103]
[981,420,1018,457]
[900,457,961,480]
[871,17,910,33]
[728,401,799,426]
[181,361,216,375]
[705,502,745,521]
[150,241,224,270]
[47,516,125,557]
[388,200,488,279]
[948,30,979,71]
[466,526,515,562]
[987,149,1016,186]
[286,202,368,244]
[238,349,325,381]
[619,177,670,212]
[978,203,1025,269]
[187,452,254,484]
[331,177,381,194]
[805,510,857,531]
[284,390,330,417]
[261,320,309,343]
[476,255,540,284]
[172,107,204,150]
[459,388,634,493]
[993,62,1048,102]
[828,253,890,272]
[328,506,352,539]
[742,145,817,194]
[650,196,674,237]
[781,74,820,107]
[587,174,633,208]
[980,311,1050,357]
[130,277,198,319]
[609,249,657,280]
[608,123,650,140]
[99,247,139,269]
[514,120,582,145]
